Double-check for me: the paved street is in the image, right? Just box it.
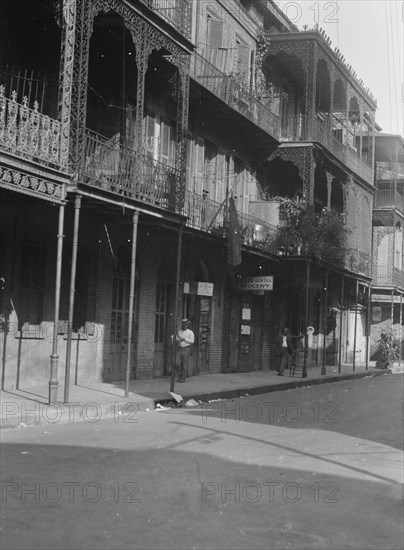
[1,375,403,550]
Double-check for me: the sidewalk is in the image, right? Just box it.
[0,363,397,429]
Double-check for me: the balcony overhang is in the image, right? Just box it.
[125,0,194,53]
[71,184,187,226]
[267,31,377,110]
[190,80,279,160]
[0,152,68,204]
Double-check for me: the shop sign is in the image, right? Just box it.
[239,276,273,291]
[183,282,214,296]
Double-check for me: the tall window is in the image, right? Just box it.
[207,16,223,48]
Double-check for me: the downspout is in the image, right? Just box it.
[352,279,359,372]
[338,274,345,373]
[365,283,371,370]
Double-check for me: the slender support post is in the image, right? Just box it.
[322,270,329,375]
[391,289,394,331]
[399,294,403,367]
[64,195,82,403]
[365,283,371,370]
[49,203,65,404]
[353,279,359,372]
[338,275,345,373]
[170,225,184,393]
[125,210,139,398]
[302,261,310,378]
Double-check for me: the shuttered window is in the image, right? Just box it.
[236,43,250,77]
[207,18,223,48]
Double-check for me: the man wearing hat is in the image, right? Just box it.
[175,318,195,382]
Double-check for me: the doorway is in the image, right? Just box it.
[110,274,134,381]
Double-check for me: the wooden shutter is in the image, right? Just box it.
[236,43,249,77]
[185,133,192,189]
[160,118,170,165]
[208,18,223,48]
[195,137,205,195]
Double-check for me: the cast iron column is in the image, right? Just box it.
[49,203,65,404]
[170,225,184,393]
[125,210,139,398]
[64,194,82,403]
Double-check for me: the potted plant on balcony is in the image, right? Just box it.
[374,328,399,369]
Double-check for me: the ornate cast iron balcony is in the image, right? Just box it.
[0,86,61,168]
[83,130,178,210]
[376,162,404,182]
[190,52,280,140]
[374,188,404,213]
[142,0,192,39]
[280,114,374,185]
[183,189,278,254]
[373,265,404,288]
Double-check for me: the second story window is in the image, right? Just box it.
[207,16,223,48]
[235,40,250,83]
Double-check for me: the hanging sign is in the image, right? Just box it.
[183,282,214,296]
[239,276,273,291]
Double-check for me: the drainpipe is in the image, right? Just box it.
[365,283,371,370]
[302,260,310,378]
[170,225,184,393]
[64,195,82,403]
[322,270,329,375]
[400,294,403,367]
[125,210,139,398]
[352,279,359,372]
[338,275,345,373]
[49,203,65,404]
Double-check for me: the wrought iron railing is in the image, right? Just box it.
[0,86,61,167]
[273,235,371,276]
[143,0,192,39]
[82,130,178,210]
[190,52,280,140]
[374,188,404,213]
[376,162,404,181]
[183,190,278,254]
[280,114,374,185]
[373,265,404,288]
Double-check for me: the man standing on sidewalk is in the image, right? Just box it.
[175,319,195,382]
[278,327,294,376]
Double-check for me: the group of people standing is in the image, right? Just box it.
[174,320,303,382]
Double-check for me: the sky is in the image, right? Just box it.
[276,0,404,137]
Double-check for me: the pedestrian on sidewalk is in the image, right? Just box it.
[277,327,303,376]
[175,318,195,382]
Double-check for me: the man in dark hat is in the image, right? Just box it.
[175,318,195,382]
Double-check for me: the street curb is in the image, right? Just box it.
[154,369,392,407]
[0,369,391,428]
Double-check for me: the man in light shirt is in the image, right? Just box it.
[175,318,195,382]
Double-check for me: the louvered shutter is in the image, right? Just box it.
[208,19,223,48]
[195,137,205,195]
[236,43,250,77]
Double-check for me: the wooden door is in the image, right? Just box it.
[154,282,168,377]
[110,275,133,381]
[195,297,211,374]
